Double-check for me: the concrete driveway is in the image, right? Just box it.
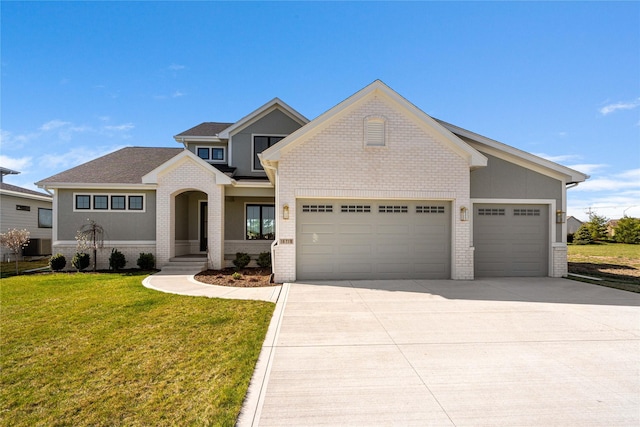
[241,278,640,426]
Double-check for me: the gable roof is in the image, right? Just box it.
[437,119,589,184]
[1,182,52,201]
[36,147,183,188]
[259,80,488,180]
[218,97,309,139]
[174,122,233,138]
[141,149,233,185]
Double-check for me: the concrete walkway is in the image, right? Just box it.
[142,271,281,303]
[239,278,640,426]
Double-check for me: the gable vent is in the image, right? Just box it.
[365,116,386,147]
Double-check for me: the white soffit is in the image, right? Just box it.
[438,119,589,183]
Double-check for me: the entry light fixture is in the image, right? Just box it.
[460,206,469,222]
[556,210,566,224]
[283,204,290,220]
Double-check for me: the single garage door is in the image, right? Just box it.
[473,204,549,277]
[297,199,451,280]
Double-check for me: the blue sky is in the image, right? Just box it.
[1,1,638,221]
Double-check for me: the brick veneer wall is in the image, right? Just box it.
[273,95,474,282]
[156,158,225,270]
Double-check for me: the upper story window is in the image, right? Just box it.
[253,135,284,171]
[364,116,386,147]
[197,146,226,163]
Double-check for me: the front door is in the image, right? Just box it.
[200,202,208,252]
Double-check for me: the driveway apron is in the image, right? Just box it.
[250,278,640,426]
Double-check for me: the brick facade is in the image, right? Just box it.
[272,95,474,282]
[156,157,225,270]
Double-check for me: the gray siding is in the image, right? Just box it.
[57,189,156,241]
[0,194,52,240]
[230,109,304,177]
[471,153,563,242]
[224,196,275,240]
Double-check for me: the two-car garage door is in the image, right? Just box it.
[296,199,451,280]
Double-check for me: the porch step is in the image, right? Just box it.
[160,257,208,275]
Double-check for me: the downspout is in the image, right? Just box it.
[262,160,279,277]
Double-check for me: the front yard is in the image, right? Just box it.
[0,272,274,426]
[568,242,640,292]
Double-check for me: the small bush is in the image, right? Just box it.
[137,253,155,270]
[109,248,126,271]
[232,272,242,280]
[49,253,67,271]
[257,251,271,268]
[573,224,593,245]
[232,252,251,269]
[72,252,90,272]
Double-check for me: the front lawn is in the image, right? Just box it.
[0,257,50,277]
[568,242,640,292]
[0,273,274,426]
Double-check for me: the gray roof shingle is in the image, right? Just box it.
[37,147,183,185]
[0,183,52,198]
[175,122,233,138]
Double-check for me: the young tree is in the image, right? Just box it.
[76,219,104,272]
[573,224,593,245]
[0,228,31,275]
[585,212,608,241]
[614,216,640,244]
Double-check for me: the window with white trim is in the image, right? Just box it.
[74,193,145,212]
[196,146,226,163]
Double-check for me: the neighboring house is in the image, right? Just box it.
[567,216,583,235]
[0,177,53,261]
[37,80,588,281]
[606,219,619,238]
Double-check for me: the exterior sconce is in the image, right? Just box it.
[556,210,566,224]
[283,204,290,220]
[460,206,469,222]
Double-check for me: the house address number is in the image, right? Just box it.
[280,238,294,245]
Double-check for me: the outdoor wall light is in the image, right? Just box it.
[460,206,469,222]
[283,204,290,220]
[556,210,566,224]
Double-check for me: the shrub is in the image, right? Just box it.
[137,253,155,270]
[573,224,593,245]
[72,252,90,272]
[109,248,126,271]
[257,251,272,268]
[49,253,67,271]
[613,216,640,244]
[567,233,574,244]
[232,252,251,270]
[232,272,242,280]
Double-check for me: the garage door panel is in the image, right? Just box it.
[300,223,335,234]
[474,204,548,277]
[300,244,335,255]
[297,199,451,280]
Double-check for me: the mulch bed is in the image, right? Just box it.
[194,268,277,287]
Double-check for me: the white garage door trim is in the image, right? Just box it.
[471,198,556,277]
[296,198,452,280]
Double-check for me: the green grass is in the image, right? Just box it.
[568,242,640,259]
[567,242,640,292]
[0,273,275,426]
[0,258,51,277]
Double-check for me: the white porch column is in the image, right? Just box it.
[207,185,225,270]
[155,186,174,268]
